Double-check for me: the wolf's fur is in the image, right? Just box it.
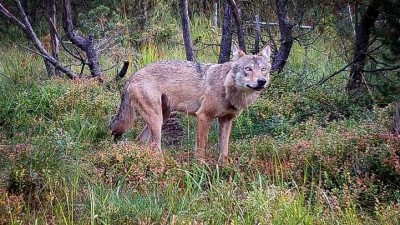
[110,45,271,162]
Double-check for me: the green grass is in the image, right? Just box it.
[1,13,400,225]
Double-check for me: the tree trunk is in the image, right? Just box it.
[43,59,55,77]
[346,0,380,94]
[254,14,261,54]
[394,102,400,135]
[271,0,294,73]
[228,0,246,53]
[218,1,233,64]
[62,0,103,79]
[48,0,60,77]
[179,0,196,62]
[212,0,218,29]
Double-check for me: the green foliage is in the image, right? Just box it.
[77,5,122,37]
[128,1,180,46]
[374,0,400,60]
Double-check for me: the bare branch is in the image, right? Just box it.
[0,3,26,30]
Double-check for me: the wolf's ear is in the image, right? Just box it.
[232,43,246,61]
[258,45,271,59]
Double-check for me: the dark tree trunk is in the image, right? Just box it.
[346,0,380,93]
[394,102,400,135]
[179,0,196,62]
[139,0,148,30]
[48,0,60,77]
[271,0,294,73]
[218,1,233,64]
[62,0,103,79]
[43,59,55,77]
[228,0,246,53]
[0,1,77,79]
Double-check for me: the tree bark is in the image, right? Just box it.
[0,1,77,79]
[271,0,294,73]
[228,0,246,53]
[179,0,196,62]
[48,0,60,77]
[254,14,261,54]
[218,1,233,64]
[346,0,380,94]
[394,101,400,135]
[212,0,218,29]
[62,0,103,79]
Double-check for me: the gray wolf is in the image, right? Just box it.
[110,45,271,163]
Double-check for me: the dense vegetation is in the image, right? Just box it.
[1,1,400,224]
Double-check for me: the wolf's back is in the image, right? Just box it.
[129,61,210,85]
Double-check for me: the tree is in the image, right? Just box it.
[228,0,246,53]
[62,0,103,80]
[0,1,77,79]
[218,0,234,64]
[0,0,106,80]
[47,0,60,77]
[179,0,196,62]
[218,0,246,64]
[374,0,400,65]
[346,0,381,93]
[271,0,294,73]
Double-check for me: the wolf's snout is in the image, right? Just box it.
[257,78,267,86]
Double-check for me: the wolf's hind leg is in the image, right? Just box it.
[137,95,171,145]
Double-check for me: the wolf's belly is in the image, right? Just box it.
[174,100,201,115]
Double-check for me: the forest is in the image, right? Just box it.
[0,0,400,224]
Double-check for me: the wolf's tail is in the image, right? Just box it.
[110,91,136,141]
[115,61,129,82]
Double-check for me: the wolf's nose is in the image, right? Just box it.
[257,78,267,86]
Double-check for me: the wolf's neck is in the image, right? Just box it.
[224,84,260,111]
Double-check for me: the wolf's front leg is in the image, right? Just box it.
[195,114,212,162]
[136,125,151,143]
[218,116,233,164]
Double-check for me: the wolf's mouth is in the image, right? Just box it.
[246,84,264,91]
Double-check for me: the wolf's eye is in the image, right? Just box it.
[261,68,267,72]
[244,67,252,72]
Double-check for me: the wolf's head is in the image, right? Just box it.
[228,45,271,92]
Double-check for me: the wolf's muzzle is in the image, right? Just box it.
[246,78,267,91]
[246,84,265,91]
[257,78,267,86]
